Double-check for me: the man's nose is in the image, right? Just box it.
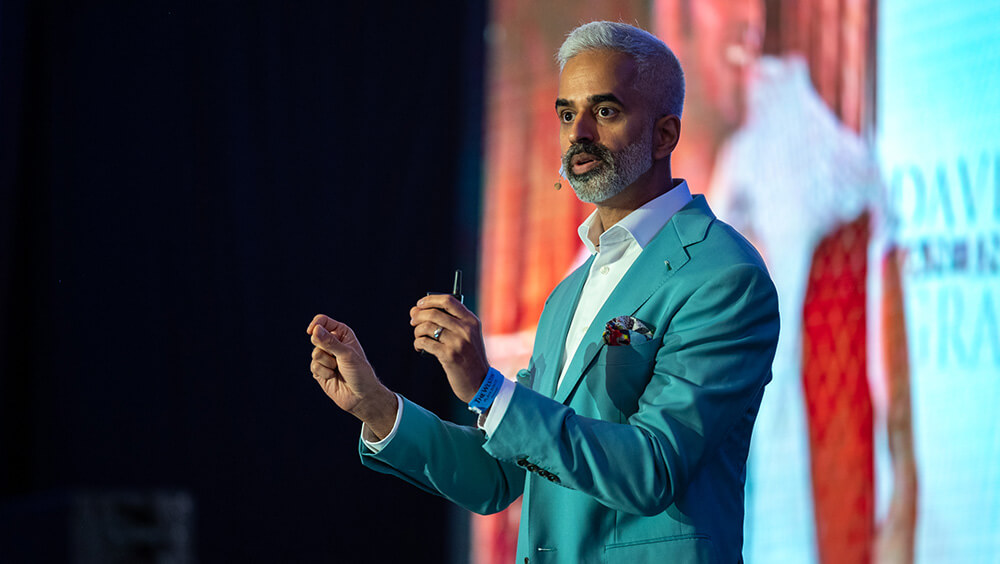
[569,113,596,144]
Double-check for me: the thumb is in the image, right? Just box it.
[312,324,350,356]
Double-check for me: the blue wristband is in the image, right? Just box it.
[468,368,504,414]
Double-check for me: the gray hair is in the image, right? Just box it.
[557,21,685,118]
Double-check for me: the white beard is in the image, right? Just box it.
[565,126,653,204]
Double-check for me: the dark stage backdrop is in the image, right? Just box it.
[1,1,485,562]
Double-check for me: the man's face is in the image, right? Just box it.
[557,50,654,204]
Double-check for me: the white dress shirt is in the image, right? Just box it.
[363,181,693,450]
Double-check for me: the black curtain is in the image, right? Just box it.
[0,1,485,561]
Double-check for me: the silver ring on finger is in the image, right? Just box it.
[432,326,444,340]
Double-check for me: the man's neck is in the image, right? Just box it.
[593,167,677,234]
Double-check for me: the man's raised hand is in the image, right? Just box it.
[307,315,397,439]
[409,295,490,403]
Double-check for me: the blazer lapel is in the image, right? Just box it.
[553,196,716,404]
[533,255,594,397]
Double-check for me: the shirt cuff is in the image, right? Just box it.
[360,393,404,453]
[479,376,516,437]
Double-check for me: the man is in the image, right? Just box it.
[307,21,778,562]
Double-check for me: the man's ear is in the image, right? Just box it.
[653,114,680,160]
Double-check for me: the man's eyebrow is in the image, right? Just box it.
[589,93,624,106]
[555,93,624,111]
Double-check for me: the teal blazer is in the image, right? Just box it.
[361,196,779,563]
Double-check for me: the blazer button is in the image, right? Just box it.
[526,463,539,473]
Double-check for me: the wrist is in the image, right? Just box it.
[468,368,503,414]
[351,386,398,432]
[460,364,492,403]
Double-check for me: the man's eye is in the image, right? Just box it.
[597,107,618,118]
[560,111,575,123]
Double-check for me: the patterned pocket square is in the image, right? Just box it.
[602,315,653,346]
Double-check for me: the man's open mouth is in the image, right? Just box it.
[571,153,603,175]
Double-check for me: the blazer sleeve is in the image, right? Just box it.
[359,395,526,515]
[481,262,779,516]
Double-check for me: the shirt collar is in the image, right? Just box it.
[577,179,693,254]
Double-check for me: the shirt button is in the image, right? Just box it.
[600,265,610,275]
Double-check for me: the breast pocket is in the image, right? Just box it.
[588,339,659,418]
[599,338,659,366]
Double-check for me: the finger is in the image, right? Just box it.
[413,321,447,342]
[410,302,454,326]
[311,324,351,356]
[310,359,337,380]
[307,314,331,334]
[411,307,464,334]
[413,334,447,359]
[312,346,339,369]
[307,314,353,338]
[415,294,470,320]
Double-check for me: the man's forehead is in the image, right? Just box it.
[557,50,639,103]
